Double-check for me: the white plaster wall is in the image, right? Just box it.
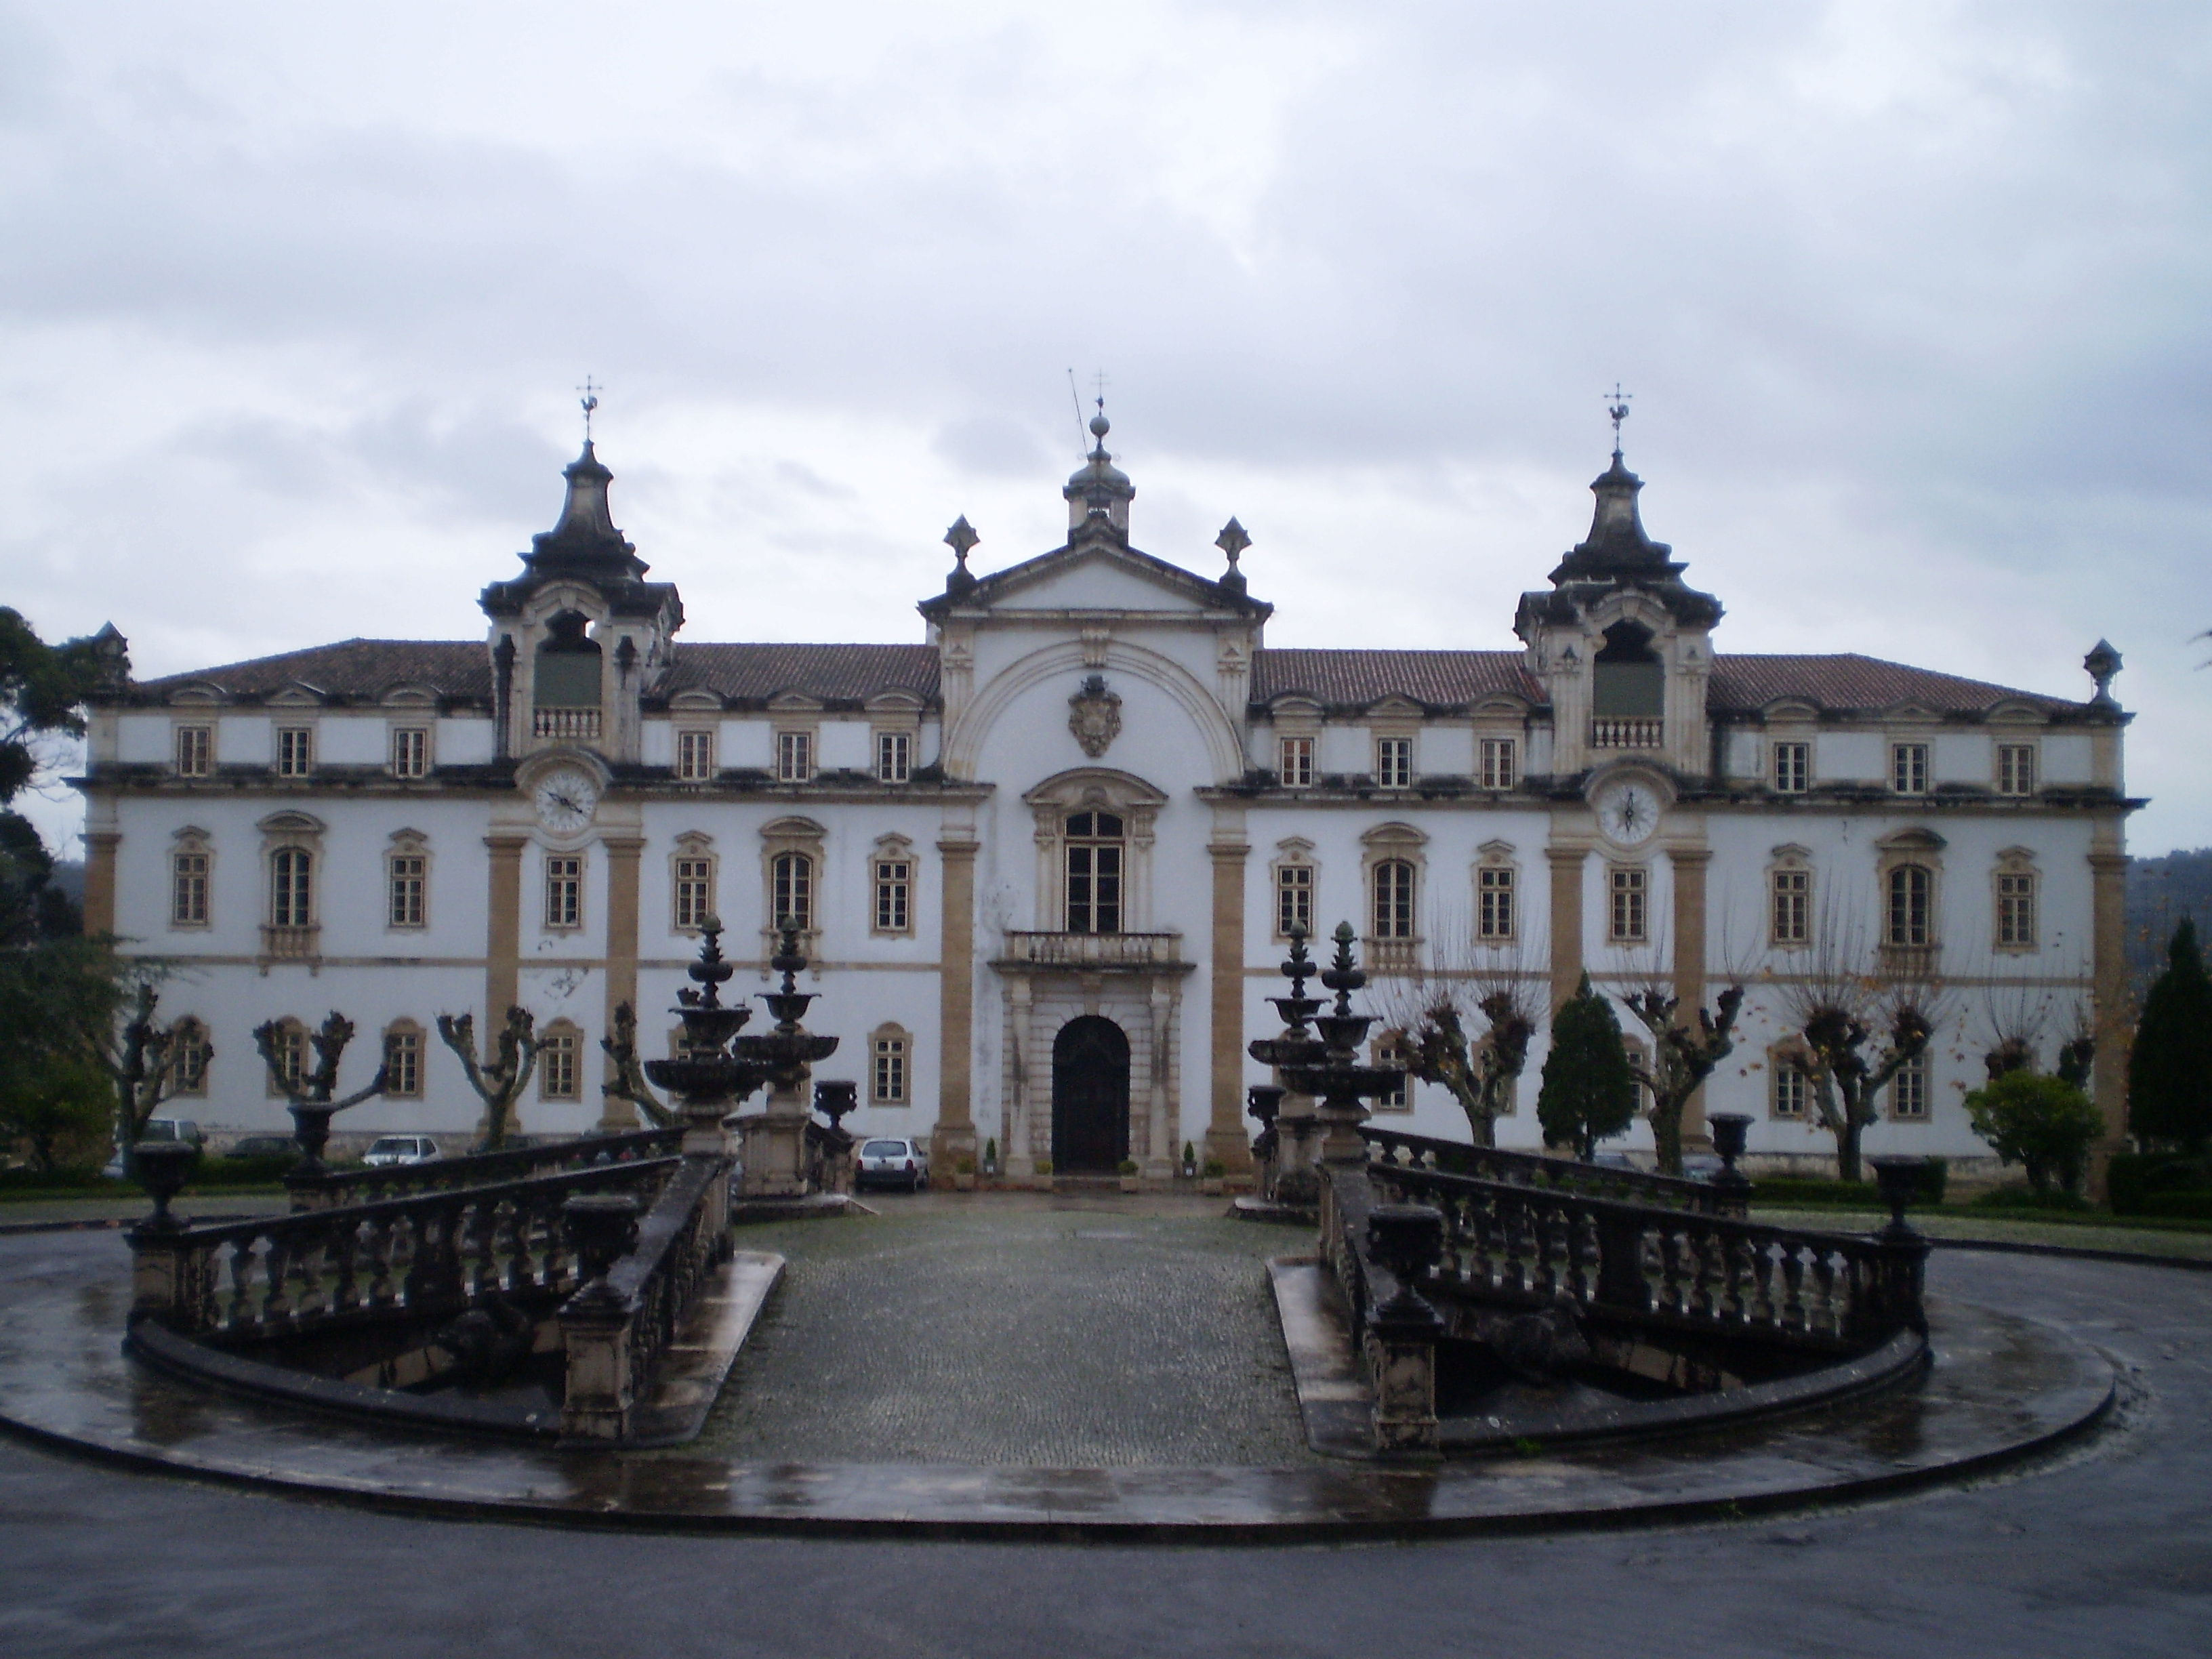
[117,714,171,764]
[1932,733,1988,787]
[1816,731,1882,783]
[1423,724,1476,777]
[2041,733,2093,785]
[1318,723,1366,775]
[817,719,870,772]
[638,719,675,767]
[316,717,383,766]
[719,718,772,769]
[436,716,495,765]
[221,716,273,766]
[1721,730,1762,779]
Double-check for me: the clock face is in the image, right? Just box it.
[531,769,600,833]
[1597,780,1659,846]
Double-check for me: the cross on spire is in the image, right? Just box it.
[1605,383,1632,457]
[577,377,601,443]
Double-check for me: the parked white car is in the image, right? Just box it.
[855,1137,929,1193]
[361,1135,441,1168]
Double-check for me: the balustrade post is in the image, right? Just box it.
[1366,1204,1444,1456]
[1592,1207,1651,1311]
[559,1192,641,1441]
[127,1228,191,1324]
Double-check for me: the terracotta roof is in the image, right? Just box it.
[133,640,493,703]
[1706,654,2079,717]
[1251,649,1542,710]
[660,643,940,707]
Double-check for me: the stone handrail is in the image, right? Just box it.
[291,1127,684,1210]
[560,1154,733,1441]
[137,1158,682,1340]
[1366,1161,1925,1351]
[1361,1125,1732,1216]
[996,930,1187,970]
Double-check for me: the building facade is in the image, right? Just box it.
[77,414,2137,1174]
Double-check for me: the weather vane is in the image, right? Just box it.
[1605,383,1632,455]
[578,376,601,443]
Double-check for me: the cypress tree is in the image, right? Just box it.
[1538,972,1638,1160]
[2129,918,2212,1151]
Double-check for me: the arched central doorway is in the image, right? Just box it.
[1051,1016,1130,1174]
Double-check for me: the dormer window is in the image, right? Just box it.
[175,724,213,777]
[776,729,814,783]
[1772,741,1809,794]
[275,726,314,777]
[1891,742,1929,796]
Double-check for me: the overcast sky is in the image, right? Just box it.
[4,1,2205,853]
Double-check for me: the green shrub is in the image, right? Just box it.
[2106,1151,2212,1216]
[1751,1177,1883,1208]
[1202,1158,1227,1179]
[1970,1185,2094,1213]
[189,1153,300,1187]
[1115,1158,1138,1177]
[2136,1189,2212,1222]
[1963,1071,2103,1196]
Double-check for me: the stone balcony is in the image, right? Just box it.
[534,708,602,740]
[259,924,320,966]
[1591,717,1663,749]
[996,930,1189,972]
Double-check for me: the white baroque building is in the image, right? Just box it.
[77,413,2137,1176]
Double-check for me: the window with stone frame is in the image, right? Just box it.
[1771,740,1809,794]
[1275,858,1313,939]
[672,843,716,933]
[1996,741,2038,797]
[171,1019,211,1096]
[175,724,213,777]
[1370,1032,1414,1111]
[538,1023,581,1101]
[170,837,211,928]
[544,854,584,931]
[1889,1050,1929,1120]
[1064,811,1124,934]
[1479,737,1517,792]
[276,725,315,778]
[1885,863,1933,947]
[1890,741,1929,796]
[1477,861,1516,942]
[264,1018,307,1097]
[676,729,716,781]
[270,846,314,929]
[387,839,428,930]
[771,850,814,933]
[1771,1046,1810,1119]
[1277,735,1315,788]
[1371,858,1416,940]
[1622,1033,1652,1114]
[382,1023,423,1099]
[1374,735,1414,790]
[870,1025,911,1105]
[874,729,912,784]
[1609,865,1648,943]
[1769,860,1810,947]
[775,729,814,783]
[1995,858,2039,950]
[873,846,914,935]
[390,726,431,779]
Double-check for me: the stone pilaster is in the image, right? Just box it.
[929,832,981,1176]
[2089,839,2132,1200]
[1206,815,1253,1176]
[81,826,120,938]
[484,832,527,1019]
[599,832,645,1130]
[1545,843,1588,1016]
[1668,846,1713,1152]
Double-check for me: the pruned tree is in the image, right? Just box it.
[599,1000,677,1130]
[1373,932,1542,1147]
[253,1012,388,1152]
[107,979,190,1168]
[1537,972,1638,1161]
[1622,982,1748,1177]
[437,1006,539,1152]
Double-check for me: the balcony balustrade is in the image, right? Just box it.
[1591,717,1663,749]
[260,924,319,961]
[998,930,1187,971]
[534,708,602,740]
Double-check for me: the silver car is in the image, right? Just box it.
[855,1136,928,1193]
[361,1134,441,1168]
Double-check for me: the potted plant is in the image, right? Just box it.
[1117,1157,1141,1193]
[1181,1141,1197,1179]
[954,1155,977,1192]
[1031,1156,1052,1189]
[983,1136,999,1182]
[1201,1157,1227,1196]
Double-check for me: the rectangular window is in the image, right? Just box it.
[266,1025,306,1095]
[1372,1037,1412,1111]
[673,857,714,932]
[1609,866,1647,943]
[1997,870,2037,948]
[175,725,212,777]
[875,731,912,784]
[1477,865,1515,941]
[1371,859,1416,940]
[390,727,430,779]
[872,1034,909,1105]
[270,848,312,928]
[171,851,209,927]
[1063,812,1124,934]
[1891,741,1929,796]
[276,726,314,778]
[384,1028,422,1098]
[874,858,912,934]
[1887,864,1932,947]
[1891,1052,1929,1120]
[676,729,716,781]
[1771,866,1809,945]
[1278,735,1314,787]
[1275,863,1313,939]
[775,730,813,783]
[1375,736,1412,789]
[1479,737,1517,791]
[1772,740,1809,794]
[772,852,813,933]
[1996,743,2037,797]
[1772,1059,1808,1120]
[544,855,583,930]
[539,1029,580,1101]
[388,853,427,929]
[173,1025,211,1095]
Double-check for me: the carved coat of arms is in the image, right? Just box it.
[1067,674,1122,758]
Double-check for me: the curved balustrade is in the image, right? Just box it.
[291,1128,683,1210]
[1366,1162,1923,1351]
[159,1158,682,1340]
[1362,1125,1732,1216]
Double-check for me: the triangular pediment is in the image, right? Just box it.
[922,537,1267,621]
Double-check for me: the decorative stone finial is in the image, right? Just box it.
[1215,518,1250,594]
[943,516,979,596]
[2084,639,2123,708]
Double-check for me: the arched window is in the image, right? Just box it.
[1371,859,1416,940]
[1593,620,1662,718]
[771,850,814,933]
[270,847,313,929]
[263,1017,308,1098]
[258,811,325,961]
[1064,811,1124,934]
[171,1019,211,1097]
[1886,863,1932,947]
[533,611,602,740]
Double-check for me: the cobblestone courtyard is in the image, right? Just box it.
[693,1192,1319,1466]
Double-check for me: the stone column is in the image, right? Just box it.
[1206,817,1253,1177]
[599,833,645,1131]
[929,832,981,1176]
[2088,839,2131,1201]
[484,832,527,1019]
[1006,977,1034,1175]
[1545,844,1588,1017]
[1668,846,1713,1152]
[81,826,121,937]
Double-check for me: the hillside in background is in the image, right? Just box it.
[2129,846,2212,991]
